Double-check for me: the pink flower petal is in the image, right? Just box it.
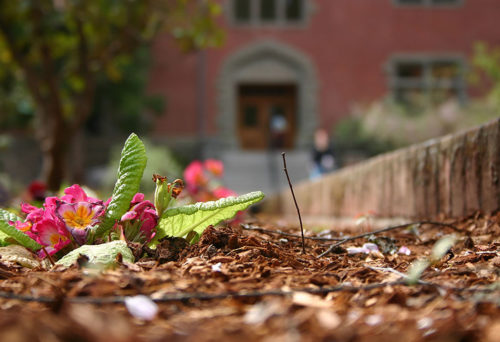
[63,184,87,202]
[132,193,145,203]
[184,161,207,187]
[212,187,237,199]
[204,159,224,177]
[21,203,38,214]
[121,210,138,221]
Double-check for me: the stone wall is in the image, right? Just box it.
[263,118,500,220]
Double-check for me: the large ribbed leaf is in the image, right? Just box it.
[0,208,42,251]
[94,133,147,238]
[56,240,134,267]
[154,191,264,244]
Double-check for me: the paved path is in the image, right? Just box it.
[221,150,311,195]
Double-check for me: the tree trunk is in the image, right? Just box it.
[39,119,70,192]
[69,129,85,185]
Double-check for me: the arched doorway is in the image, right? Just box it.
[217,40,318,150]
[238,84,297,150]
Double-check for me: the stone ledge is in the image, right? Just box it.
[262,118,500,219]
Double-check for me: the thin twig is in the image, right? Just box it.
[240,223,345,241]
[0,280,496,305]
[41,247,55,266]
[281,152,306,254]
[318,221,461,258]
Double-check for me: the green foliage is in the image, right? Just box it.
[333,115,395,161]
[94,134,147,239]
[0,208,42,251]
[56,240,134,268]
[472,42,500,108]
[89,47,165,135]
[0,0,223,189]
[0,0,223,121]
[406,235,456,285]
[154,191,265,245]
[334,97,500,163]
[103,139,183,195]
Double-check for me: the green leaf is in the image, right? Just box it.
[154,191,264,244]
[94,133,147,238]
[0,208,42,251]
[430,235,456,262]
[405,235,456,285]
[56,240,134,268]
[406,259,430,285]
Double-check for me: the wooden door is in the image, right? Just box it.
[238,85,296,150]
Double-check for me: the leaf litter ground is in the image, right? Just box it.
[0,213,499,342]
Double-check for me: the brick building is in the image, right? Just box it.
[148,0,500,192]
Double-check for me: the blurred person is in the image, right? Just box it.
[310,128,336,179]
[269,112,288,149]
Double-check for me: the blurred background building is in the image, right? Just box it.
[147,0,500,192]
[1,0,500,196]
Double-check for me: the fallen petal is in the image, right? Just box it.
[211,262,222,272]
[398,246,411,255]
[347,247,370,254]
[362,243,379,252]
[124,295,158,321]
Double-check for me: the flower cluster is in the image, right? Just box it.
[13,185,105,257]
[11,184,160,258]
[183,159,236,202]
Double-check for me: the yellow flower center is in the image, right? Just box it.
[49,233,67,246]
[62,205,93,230]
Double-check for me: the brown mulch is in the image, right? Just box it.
[0,213,499,342]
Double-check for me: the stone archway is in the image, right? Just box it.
[217,40,318,150]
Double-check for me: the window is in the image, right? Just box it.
[394,0,463,6]
[231,0,306,26]
[234,0,251,22]
[388,57,466,105]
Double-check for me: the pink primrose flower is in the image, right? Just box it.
[120,196,158,243]
[32,217,71,256]
[204,159,224,177]
[56,201,105,245]
[184,161,208,193]
[13,184,107,257]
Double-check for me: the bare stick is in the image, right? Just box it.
[281,152,306,254]
[41,246,55,266]
[317,221,461,258]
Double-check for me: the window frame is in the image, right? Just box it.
[227,0,313,28]
[386,54,467,105]
[392,0,464,8]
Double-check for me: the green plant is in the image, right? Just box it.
[0,133,264,267]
